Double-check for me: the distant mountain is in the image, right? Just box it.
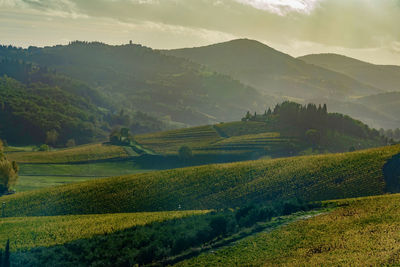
[299,53,400,92]
[0,42,275,126]
[164,39,381,100]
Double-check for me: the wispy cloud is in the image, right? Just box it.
[0,0,399,64]
[234,0,320,15]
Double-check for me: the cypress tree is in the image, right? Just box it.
[3,239,9,267]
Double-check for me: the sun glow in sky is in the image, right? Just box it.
[0,0,399,65]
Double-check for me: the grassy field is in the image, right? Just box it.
[1,145,399,217]
[14,162,154,192]
[176,193,400,266]
[7,143,128,163]
[0,210,209,251]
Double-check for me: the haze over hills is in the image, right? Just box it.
[0,42,275,128]
[299,53,400,92]
[164,39,382,100]
[165,39,400,130]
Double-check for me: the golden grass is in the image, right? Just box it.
[0,210,209,251]
[1,145,399,217]
[176,193,400,266]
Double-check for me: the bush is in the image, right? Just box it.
[66,139,76,148]
[0,159,18,194]
[178,145,192,161]
[209,216,228,237]
[38,144,50,151]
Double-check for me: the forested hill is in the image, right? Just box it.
[0,42,275,126]
[0,59,167,145]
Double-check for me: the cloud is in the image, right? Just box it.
[0,0,399,64]
[234,0,320,15]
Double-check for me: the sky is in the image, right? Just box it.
[0,0,400,65]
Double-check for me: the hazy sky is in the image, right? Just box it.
[1,0,400,65]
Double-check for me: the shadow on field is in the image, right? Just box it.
[383,153,400,193]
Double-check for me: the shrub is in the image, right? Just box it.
[38,144,50,152]
[66,139,76,148]
[0,159,18,194]
[178,145,193,161]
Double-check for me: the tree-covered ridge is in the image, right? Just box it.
[0,58,170,145]
[0,42,274,126]
[243,101,388,150]
[0,76,106,145]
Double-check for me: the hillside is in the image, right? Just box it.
[299,53,400,92]
[165,39,381,100]
[2,145,399,217]
[0,42,274,126]
[0,210,208,252]
[177,193,400,266]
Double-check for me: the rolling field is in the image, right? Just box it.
[0,210,209,252]
[176,193,400,266]
[2,145,399,217]
[14,162,154,192]
[6,143,129,164]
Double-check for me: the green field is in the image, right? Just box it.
[176,193,400,266]
[0,210,209,252]
[7,143,129,164]
[2,145,399,217]
[14,162,154,192]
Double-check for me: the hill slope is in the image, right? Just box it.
[177,193,400,266]
[299,53,400,92]
[2,145,399,217]
[165,39,381,100]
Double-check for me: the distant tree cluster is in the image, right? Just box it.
[109,127,135,146]
[380,128,400,142]
[242,101,385,149]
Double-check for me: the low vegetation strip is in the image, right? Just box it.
[0,210,209,251]
[1,145,399,217]
[175,193,400,266]
[7,143,129,164]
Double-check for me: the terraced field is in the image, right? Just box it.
[0,210,209,251]
[2,145,399,217]
[176,193,400,266]
[214,121,272,137]
[135,125,222,154]
[196,132,294,154]
[7,143,128,164]
[135,122,296,156]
